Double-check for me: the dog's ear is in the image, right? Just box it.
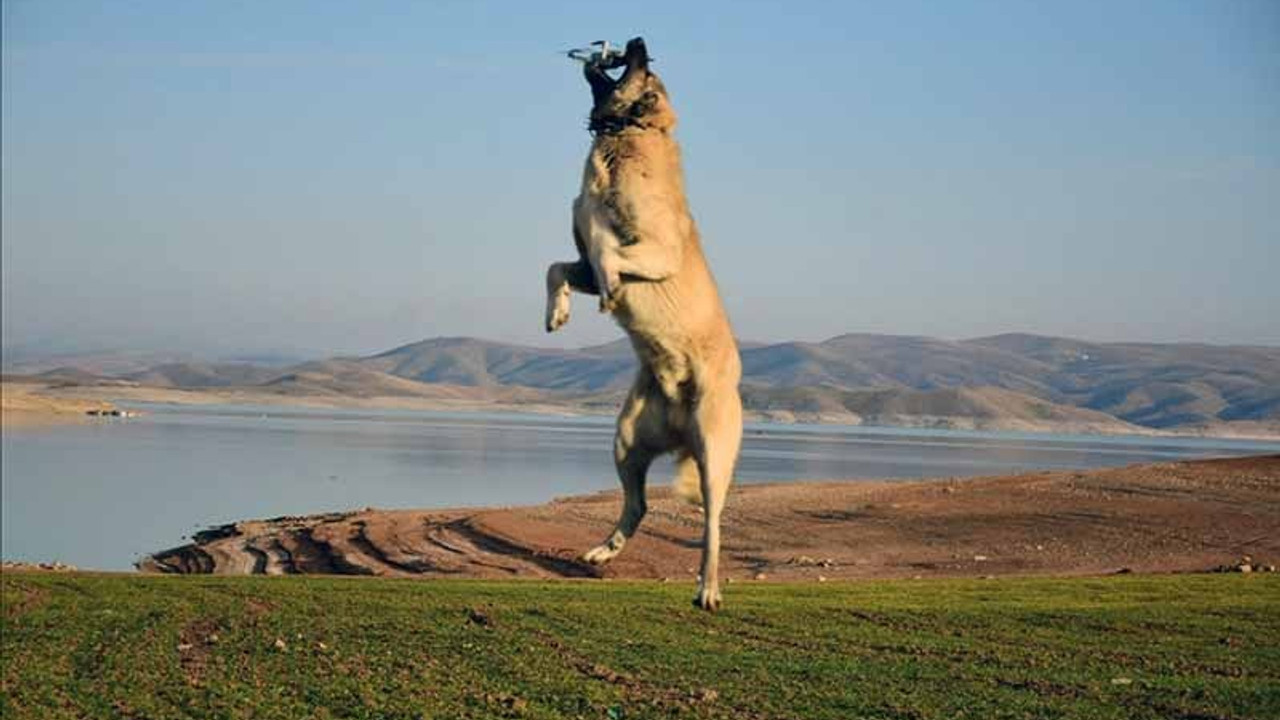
[624,37,650,73]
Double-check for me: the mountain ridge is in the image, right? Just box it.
[5,332,1278,435]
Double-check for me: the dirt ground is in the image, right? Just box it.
[140,455,1280,581]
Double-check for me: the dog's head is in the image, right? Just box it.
[584,37,676,134]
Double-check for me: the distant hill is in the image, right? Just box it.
[7,333,1278,435]
[739,334,1057,395]
[739,384,1147,434]
[124,362,283,388]
[965,334,1280,429]
[4,351,197,377]
[344,333,1279,431]
[358,337,635,391]
[256,360,541,402]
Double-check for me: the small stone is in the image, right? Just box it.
[586,664,621,683]
[487,693,529,712]
[317,642,328,651]
[1262,565,1277,573]
[694,688,719,703]
[816,575,827,583]
[1237,564,1253,574]
[273,638,287,651]
[176,643,194,652]
[1111,677,1133,686]
[973,555,988,562]
[752,572,767,581]
[207,634,219,644]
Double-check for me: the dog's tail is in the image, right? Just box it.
[672,451,703,506]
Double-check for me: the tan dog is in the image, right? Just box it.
[545,37,742,610]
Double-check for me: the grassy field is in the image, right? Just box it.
[2,573,1277,719]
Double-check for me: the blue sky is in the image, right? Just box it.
[3,1,1277,357]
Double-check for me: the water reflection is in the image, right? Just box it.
[2,403,1276,570]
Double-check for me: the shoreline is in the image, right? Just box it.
[140,455,1280,582]
[6,378,1279,441]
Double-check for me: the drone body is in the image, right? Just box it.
[565,40,627,67]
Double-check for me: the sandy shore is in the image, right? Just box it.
[0,380,119,428]
[141,455,1280,581]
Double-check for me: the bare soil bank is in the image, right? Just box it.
[0,379,117,428]
[142,455,1280,581]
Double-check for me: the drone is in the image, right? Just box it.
[564,40,627,68]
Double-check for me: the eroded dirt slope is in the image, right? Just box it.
[141,455,1280,581]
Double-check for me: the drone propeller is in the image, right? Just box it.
[565,39,626,66]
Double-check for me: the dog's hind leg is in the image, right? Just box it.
[671,450,703,505]
[688,386,742,611]
[545,259,599,332]
[582,374,667,565]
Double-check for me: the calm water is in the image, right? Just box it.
[4,403,1277,570]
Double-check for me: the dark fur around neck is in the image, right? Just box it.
[588,114,647,136]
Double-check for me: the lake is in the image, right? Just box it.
[3,402,1277,571]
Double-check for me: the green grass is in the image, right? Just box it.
[3,573,1277,720]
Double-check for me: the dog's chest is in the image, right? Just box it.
[575,158,632,262]
[575,192,622,263]
[629,329,693,401]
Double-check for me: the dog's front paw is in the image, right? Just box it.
[545,272,571,331]
[693,584,722,612]
[546,294,570,332]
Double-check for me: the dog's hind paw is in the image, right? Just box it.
[580,543,620,565]
[693,585,722,612]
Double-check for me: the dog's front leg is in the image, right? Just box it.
[593,254,623,313]
[591,239,680,313]
[608,239,683,284]
[545,259,599,332]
